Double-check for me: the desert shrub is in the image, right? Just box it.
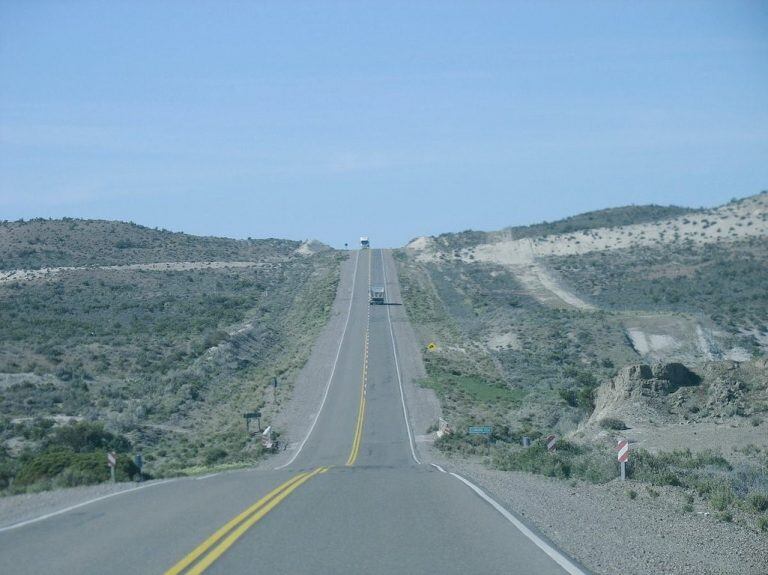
[558,389,578,407]
[493,440,615,484]
[203,447,228,465]
[709,488,734,511]
[15,450,138,486]
[44,421,131,453]
[747,492,768,513]
[598,417,628,430]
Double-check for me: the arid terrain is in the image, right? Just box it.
[0,219,341,488]
[398,192,768,551]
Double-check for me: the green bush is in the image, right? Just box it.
[493,440,615,484]
[203,447,228,466]
[44,421,131,453]
[709,488,734,511]
[16,450,139,486]
[747,493,768,513]
[598,417,628,431]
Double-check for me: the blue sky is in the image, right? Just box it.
[1,1,767,247]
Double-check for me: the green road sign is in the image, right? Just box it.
[468,426,492,435]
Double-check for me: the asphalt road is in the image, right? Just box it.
[0,249,586,575]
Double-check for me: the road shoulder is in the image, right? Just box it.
[429,451,768,575]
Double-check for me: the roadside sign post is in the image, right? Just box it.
[468,426,493,452]
[617,440,629,480]
[522,436,531,448]
[107,452,117,483]
[243,411,262,435]
[546,434,557,453]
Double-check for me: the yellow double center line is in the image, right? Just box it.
[166,250,378,571]
[164,467,328,575]
[346,249,372,466]
[346,324,368,466]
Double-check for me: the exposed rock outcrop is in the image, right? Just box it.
[589,362,702,430]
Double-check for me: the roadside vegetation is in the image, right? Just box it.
[0,218,296,269]
[396,252,635,435]
[395,197,768,532]
[0,219,342,493]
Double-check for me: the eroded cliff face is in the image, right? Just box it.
[587,360,767,433]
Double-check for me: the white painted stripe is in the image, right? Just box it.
[429,463,446,473]
[381,250,421,465]
[0,479,175,533]
[195,472,221,481]
[275,251,361,470]
[449,472,588,575]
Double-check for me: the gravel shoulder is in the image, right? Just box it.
[428,449,768,575]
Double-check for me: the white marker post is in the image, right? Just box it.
[617,440,629,480]
[107,452,117,483]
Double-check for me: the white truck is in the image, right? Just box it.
[360,236,370,249]
[369,286,385,305]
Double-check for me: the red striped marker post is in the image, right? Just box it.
[546,434,557,453]
[617,440,629,480]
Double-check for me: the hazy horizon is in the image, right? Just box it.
[2,190,764,249]
[2,1,767,247]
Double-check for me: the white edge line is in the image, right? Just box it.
[449,472,588,575]
[429,463,446,473]
[0,479,175,533]
[195,472,221,481]
[381,250,421,465]
[275,250,360,470]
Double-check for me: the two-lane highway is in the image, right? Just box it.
[0,249,587,575]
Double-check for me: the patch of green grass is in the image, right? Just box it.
[420,373,525,404]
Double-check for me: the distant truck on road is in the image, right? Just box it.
[360,236,370,249]
[369,286,385,305]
